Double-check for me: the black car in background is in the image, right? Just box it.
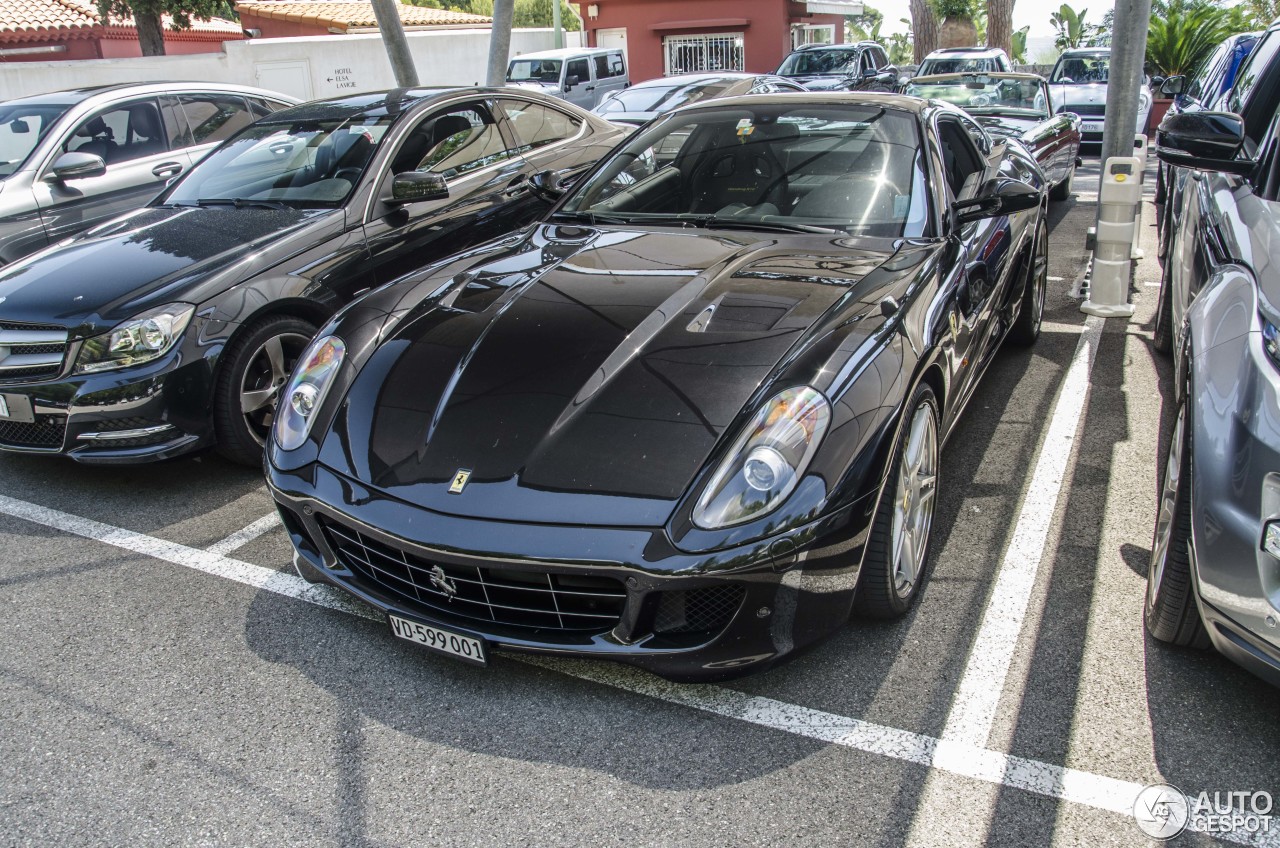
[0,87,622,465]
[267,93,1048,680]
[774,42,899,92]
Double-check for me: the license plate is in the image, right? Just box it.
[0,393,33,422]
[388,612,487,666]
[1082,121,1103,134]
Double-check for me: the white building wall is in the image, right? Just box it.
[0,28,582,102]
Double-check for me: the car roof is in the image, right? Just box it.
[0,81,293,109]
[909,71,1044,84]
[260,87,514,123]
[682,90,927,113]
[1058,47,1109,57]
[925,47,1006,56]
[510,47,616,60]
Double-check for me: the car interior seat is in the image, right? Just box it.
[791,174,904,232]
[120,104,166,162]
[687,121,799,214]
[69,116,116,163]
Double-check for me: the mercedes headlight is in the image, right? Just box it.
[274,334,345,451]
[1263,315,1280,370]
[74,303,195,374]
[693,386,831,529]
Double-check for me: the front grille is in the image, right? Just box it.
[0,414,66,449]
[653,585,745,636]
[0,320,70,384]
[1063,103,1105,116]
[320,517,627,632]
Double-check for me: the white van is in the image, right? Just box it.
[506,47,629,110]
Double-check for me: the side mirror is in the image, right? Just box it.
[565,75,580,90]
[390,171,448,204]
[49,151,106,181]
[953,178,1040,225]
[1155,110,1254,175]
[529,168,584,203]
[1160,75,1185,97]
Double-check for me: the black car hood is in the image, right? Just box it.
[791,75,853,91]
[323,224,897,527]
[0,205,332,337]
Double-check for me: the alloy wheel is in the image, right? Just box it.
[890,402,939,598]
[1149,402,1186,607]
[238,332,311,446]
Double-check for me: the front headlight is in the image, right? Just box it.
[1262,315,1280,369]
[274,334,345,451]
[693,386,831,529]
[74,303,195,374]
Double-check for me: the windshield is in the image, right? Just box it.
[164,115,394,208]
[918,57,1000,75]
[905,77,1047,118]
[507,59,562,83]
[0,102,72,179]
[559,104,930,238]
[1050,54,1110,84]
[597,80,736,114]
[777,49,859,76]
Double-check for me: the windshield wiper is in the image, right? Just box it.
[549,210,631,226]
[702,217,838,234]
[195,198,291,210]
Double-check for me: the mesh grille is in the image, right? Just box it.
[0,320,70,384]
[1063,104,1105,116]
[320,517,627,632]
[653,585,745,636]
[0,321,66,332]
[0,414,66,449]
[0,364,62,381]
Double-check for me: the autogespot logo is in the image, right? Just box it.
[1134,784,1275,839]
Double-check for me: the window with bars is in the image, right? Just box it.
[662,33,745,75]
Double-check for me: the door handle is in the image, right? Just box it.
[585,85,596,91]
[503,175,529,196]
[152,162,183,178]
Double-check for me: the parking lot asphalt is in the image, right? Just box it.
[2,157,1277,847]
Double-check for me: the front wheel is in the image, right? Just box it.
[213,315,317,466]
[1008,218,1048,346]
[1153,255,1175,355]
[855,384,941,619]
[1145,396,1210,648]
[1049,164,1074,201]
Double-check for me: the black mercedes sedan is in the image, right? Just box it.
[0,87,622,465]
[266,93,1049,680]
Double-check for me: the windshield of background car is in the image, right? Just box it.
[0,102,72,179]
[163,115,395,207]
[560,104,930,238]
[1049,54,1110,84]
[597,80,736,114]
[777,49,859,75]
[507,59,562,83]
[906,77,1047,118]
[918,58,998,75]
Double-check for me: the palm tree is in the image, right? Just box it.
[1050,4,1099,50]
[1146,0,1234,77]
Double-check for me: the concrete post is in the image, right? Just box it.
[487,0,516,87]
[1099,0,1152,168]
[553,0,563,50]
[370,0,420,88]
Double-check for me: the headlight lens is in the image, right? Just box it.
[1262,315,1280,368]
[693,386,831,529]
[74,303,195,374]
[274,334,345,451]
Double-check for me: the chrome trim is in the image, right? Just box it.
[76,424,175,441]
[0,329,68,345]
[0,351,65,371]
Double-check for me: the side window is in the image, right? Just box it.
[874,47,890,68]
[608,52,625,76]
[398,103,511,179]
[247,96,290,119]
[861,50,877,74]
[64,99,168,166]
[1228,29,1280,123]
[159,95,192,149]
[566,58,590,86]
[178,94,254,146]
[1186,43,1228,102]
[936,118,985,199]
[499,99,582,152]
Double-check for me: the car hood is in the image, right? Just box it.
[791,75,853,91]
[0,205,333,337]
[1048,82,1106,111]
[973,114,1041,139]
[321,224,899,526]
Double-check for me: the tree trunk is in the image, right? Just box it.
[910,0,938,63]
[985,0,1013,60]
[133,9,166,56]
[938,16,978,48]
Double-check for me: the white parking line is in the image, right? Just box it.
[0,489,1272,845]
[941,314,1106,749]
[206,512,281,557]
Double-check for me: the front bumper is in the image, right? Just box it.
[0,341,216,463]
[267,460,872,681]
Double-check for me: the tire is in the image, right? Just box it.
[855,384,940,619]
[213,315,317,466]
[1145,394,1210,648]
[1008,218,1048,347]
[1152,255,1175,355]
[1049,164,1073,201]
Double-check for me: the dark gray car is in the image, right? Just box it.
[0,82,297,265]
[1149,106,1280,687]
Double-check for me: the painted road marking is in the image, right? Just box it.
[0,490,1271,846]
[940,314,1105,749]
[206,512,282,557]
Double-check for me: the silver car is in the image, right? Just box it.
[1046,48,1151,143]
[0,82,296,265]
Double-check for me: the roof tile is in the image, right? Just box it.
[234,1,492,31]
[0,0,242,42]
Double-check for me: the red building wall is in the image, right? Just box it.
[0,39,102,62]
[577,0,844,84]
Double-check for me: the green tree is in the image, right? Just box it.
[1050,4,1100,49]
[1010,24,1030,62]
[425,0,581,29]
[846,5,885,41]
[97,0,233,56]
[1239,0,1279,28]
[1145,0,1236,76]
